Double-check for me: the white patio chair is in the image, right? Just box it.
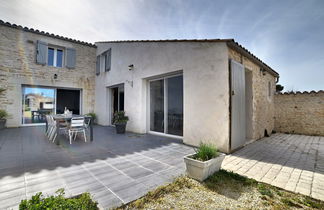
[45,115,54,138]
[68,117,86,144]
[47,115,57,142]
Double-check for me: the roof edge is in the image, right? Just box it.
[95,38,234,44]
[226,40,279,77]
[278,90,324,95]
[0,20,96,48]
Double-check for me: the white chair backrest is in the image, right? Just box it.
[50,115,54,125]
[71,117,85,128]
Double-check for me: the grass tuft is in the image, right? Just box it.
[302,197,324,209]
[193,143,218,161]
[257,184,274,198]
[281,198,303,208]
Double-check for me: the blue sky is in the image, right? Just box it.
[1,0,323,91]
[24,87,54,98]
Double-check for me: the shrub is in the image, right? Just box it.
[193,143,218,161]
[19,189,98,210]
[0,109,8,120]
[257,184,274,198]
[113,111,129,124]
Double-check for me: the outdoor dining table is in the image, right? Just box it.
[45,114,93,145]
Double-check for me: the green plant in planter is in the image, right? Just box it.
[85,112,97,123]
[193,143,219,161]
[113,111,129,124]
[0,109,8,119]
[0,109,8,130]
[113,111,129,134]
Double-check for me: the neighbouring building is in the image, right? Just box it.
[0,20,96,127]
[0,20,279,153]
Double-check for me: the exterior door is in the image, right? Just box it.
[22,86,55,124]
[149,75,183,136]
[230,59,246,151]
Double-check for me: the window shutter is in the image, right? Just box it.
[105,49,111,72]
[96,56,100,75]
[36,40,47,65]
[66,48,76,69]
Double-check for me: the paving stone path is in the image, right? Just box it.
[222,133,324,201]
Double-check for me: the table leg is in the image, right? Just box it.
[55,120,60,145]
[90,117,93,142]
[45,118,48,133]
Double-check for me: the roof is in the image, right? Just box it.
[0,20,96,47]
[0,19,278,76]
[97,39,279,77]
[278,90,324,95]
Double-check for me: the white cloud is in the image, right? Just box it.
[0,0,323,91]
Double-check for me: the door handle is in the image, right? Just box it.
[232,90,235,95]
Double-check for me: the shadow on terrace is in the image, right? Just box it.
[0,125,193,179]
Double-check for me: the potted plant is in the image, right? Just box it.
[184,143,226,181]
[85,112,97,124]
[0,109,8,130]
[113,111,129,134]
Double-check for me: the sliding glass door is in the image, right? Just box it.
[22,87,55,124]
[22,86,81,125]
[149,75,183,136]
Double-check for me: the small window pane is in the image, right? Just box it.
[57,49,63,67]
[48,48,54,66]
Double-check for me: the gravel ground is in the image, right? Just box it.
[117,170,324,210]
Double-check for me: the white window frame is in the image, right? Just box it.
[47,47,64,68]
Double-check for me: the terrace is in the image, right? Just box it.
[0,126,194,209]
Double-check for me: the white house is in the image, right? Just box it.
[94,39,279,153]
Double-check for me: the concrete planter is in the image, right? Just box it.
[0,119,6,130]
[184,153,226,181]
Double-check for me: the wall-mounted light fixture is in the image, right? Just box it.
[128,64,134,71]
[54,74,58,79]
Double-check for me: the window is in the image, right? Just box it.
[100,54,105,72]
[96,49,111,75]
[47,47,64,67]
[48,48,54,66]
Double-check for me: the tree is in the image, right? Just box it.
[276,84,284,93]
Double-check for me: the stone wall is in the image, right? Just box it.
[228,48,277,140]
[0,24,96,127]
[274,91,324,136]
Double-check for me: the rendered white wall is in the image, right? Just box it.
[95,41,230,153]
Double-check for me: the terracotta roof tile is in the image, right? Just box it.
[0,20,96,47]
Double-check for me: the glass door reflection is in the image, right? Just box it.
[149,75,183,136]
[22,87,55,124]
